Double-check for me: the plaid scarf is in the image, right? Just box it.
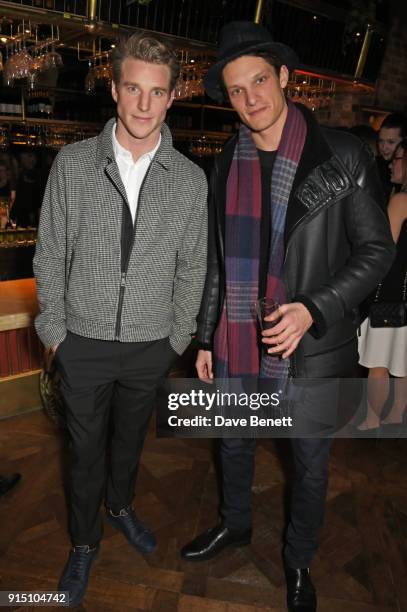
[214,101,307,379]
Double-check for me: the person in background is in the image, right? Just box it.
[358,138,407,434]
[349,124,378,157]
[0,151,18,197]
[179,21,394,612]
[0,161,16,228]
[34,33,207,607]
[376,113,406,202]
[0,161,16,204]
[10,151,42,227]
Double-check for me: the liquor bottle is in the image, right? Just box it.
[27,90,38,117]
[0,97,8,116]
[37,90,47,118]
[27,90,51,119]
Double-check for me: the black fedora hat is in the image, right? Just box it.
[204,21,298,102]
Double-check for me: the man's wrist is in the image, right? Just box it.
[294,295,326,338]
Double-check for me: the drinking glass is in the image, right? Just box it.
[254,297,283,354]
[254,298,281,330]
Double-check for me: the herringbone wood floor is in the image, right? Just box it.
[0,410,406,611]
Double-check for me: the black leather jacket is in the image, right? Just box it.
[197,104,395,377]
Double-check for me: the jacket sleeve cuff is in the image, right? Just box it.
[169,331,194,356]
[196,341,212,351]
[34,317,67,350]
[294,294,327,339]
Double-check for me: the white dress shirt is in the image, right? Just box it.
[112,123,161,224]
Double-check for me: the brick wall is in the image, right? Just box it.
[305,9,407,128]
[374,15,407,112]
[303,91,375,128]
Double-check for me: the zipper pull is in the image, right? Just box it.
[121,272,126,287]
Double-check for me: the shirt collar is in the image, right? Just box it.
[112,122,161,164]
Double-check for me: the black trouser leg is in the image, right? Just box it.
[219,438,256,531]
[56,333,175,547]
[284,437,332,568]
[106,339,174,512]
[57,333,118,547]
[63,381,114,546]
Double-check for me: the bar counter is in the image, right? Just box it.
[0,229,36,281]
[0,278,42,419]
[0,278,38,332]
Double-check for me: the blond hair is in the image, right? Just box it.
[112,33,180,90]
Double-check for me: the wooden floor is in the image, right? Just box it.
[0,410,406,612]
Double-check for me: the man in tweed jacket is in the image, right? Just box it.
[34,33,207,607]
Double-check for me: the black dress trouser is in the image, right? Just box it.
[220,436,332,568]
[55,331,177,547]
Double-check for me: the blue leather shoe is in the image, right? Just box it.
[107,507,156,553]
[58,545,99,608]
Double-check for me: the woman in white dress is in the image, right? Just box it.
[357,138,407,433]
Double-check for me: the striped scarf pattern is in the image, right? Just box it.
[214,100,307,379]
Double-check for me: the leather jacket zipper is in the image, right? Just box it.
[114,162,153,341]
[283,239,302,378]
[282,241,296,378]
[282,206,326,378]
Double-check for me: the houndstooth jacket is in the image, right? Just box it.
[33,118,208,354]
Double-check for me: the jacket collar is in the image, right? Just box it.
[285,104,356,242]
[95,117,174,170]
[214,103,357,246]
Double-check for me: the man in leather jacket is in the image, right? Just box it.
[180,22,395,612]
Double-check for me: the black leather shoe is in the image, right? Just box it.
[107,507,156,553]
[58,545,99,608]
[181,524,251,561]
[285,566,317,612]
[0,473,21,497]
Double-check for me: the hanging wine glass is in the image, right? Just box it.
[85,58,95,94]
[3,43,14,83]
[18,40,34,79]
[48,41,63,69]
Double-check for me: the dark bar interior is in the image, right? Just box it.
[0,0,406,610]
